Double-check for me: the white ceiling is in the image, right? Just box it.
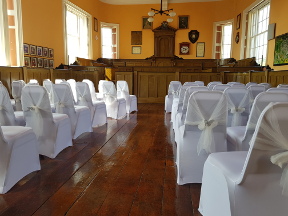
[99,0,221,5]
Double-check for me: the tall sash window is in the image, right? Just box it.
[64,1,92,64]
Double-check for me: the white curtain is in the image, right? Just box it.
[0,0,10,66]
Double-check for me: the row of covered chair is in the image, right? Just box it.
[165,80,288,215]
[0,78,137,194]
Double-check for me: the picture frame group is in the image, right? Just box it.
[24,43,54,68]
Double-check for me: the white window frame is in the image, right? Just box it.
[63,0,92,64]
[212,19,233,59]
[100,22,119,59]
[240,0,270,62]
[0,0,23,66]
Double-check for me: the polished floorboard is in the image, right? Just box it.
[0,104,201,216]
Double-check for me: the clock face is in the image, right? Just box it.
[181,46,189,54]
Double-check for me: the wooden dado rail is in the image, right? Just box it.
[1,65,288,103]
[0,66,105,97]
[115,69,288,103]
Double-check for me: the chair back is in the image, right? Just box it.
[21,85,55,141]
[259,82,271,90]
[83,79,97,101]
[29,79,39,85]
[248,85,266,100]
[194,81,205,86]
[55,79,66,84]
[184,91,227,154]
[53,84,77,134]
[224,87,251,126]
[12,80,25,111]
[102,81,117,104]
[246,82,257,88]
[0,84,16,126]
[231,83,246,88]
[43,80,53,103]
[76,82,94,118]
[212,84,230,91]
[267,87,288,94]
[182,86,208,114]
[277,84,288,88]
[183,82,199,87]
[117,80,130,97]
[207,81,221,87]
[241,92,288,151]
[240,102,288,197]
[67,79,77,103]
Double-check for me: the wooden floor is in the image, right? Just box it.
[0,104,201,216]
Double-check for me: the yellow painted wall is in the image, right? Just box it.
[21,0,288,69]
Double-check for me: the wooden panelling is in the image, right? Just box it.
[223,72,250,84]
[180,72,222,86]
[115,72,133,94]
[0,66,24,96]
[267,71,288,87]
[51,69,72,82]
[250,71,267,84]
[25,68,52,85]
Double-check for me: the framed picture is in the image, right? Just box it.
[24,43,30,55]
[38,58,43,67]
[44,59,49,68]
[236,13,241,30]
[142,17,152,29]
[196,42,205,57]
[131,31,142,45]
[49,59,54,68]
[24,57,30,67]
[273,32,288,66]
[132,46,141,54]
[43,47,48,57]
[37,46,43,57]
[31,57,37,67]
[178,15,189,29]
[30,45,36,56]
[94,17,98,32]
[48,48,54,58]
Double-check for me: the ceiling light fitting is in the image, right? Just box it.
[147,0,176,23]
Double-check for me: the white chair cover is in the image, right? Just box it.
[67,79,77,103]
[259,82,271,90]
[248,84,266,101]
[12,80,25,111]
[171,85,195,125]
[55,79,66,84]
[246,82,257,87]
[83,79,98,101]
[277,84,288,88]
[199,102,288,216]
[227,81,240,85]
[227,92,288,151]
[53,84,92,139]
[76,82,107,127]
[43,79,53,103]
[183,82,199,86]
[102,81,126,119]
[165,81,182,113]
[231,83,246,88]
[207,81,222,87]
[116,80,138,113]
[0,83,25,126]
[0,125,40,194]
[29,79,38,84]
[267,87,288,93]
[21,85,73,158]
[177,91,227,184]
[96,80,107,100]
[224,87,251,127]
[212,84,230,91]
[194,81,205,86]
[174,86,208,144]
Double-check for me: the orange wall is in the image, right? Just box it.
[21,0,288,69]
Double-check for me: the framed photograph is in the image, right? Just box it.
[273,32,288,66]
[37,58,43,67]
[132,46,141,54]
[37,46,43,57]
[142,17,153,29]
[30,45,36,56]
[49,59,54,68]
[196,42,205,57]
[24,57,30,67]
[131,31,142,45]
[48,48,54,58]
[94,17,98,32]
[31,57,37,67]
[43,47,48,57]
[24,43,30,55]
[236,13,241,30]
[44,59,49,68]
[178,15,189,29]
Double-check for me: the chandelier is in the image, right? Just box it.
[147,0,176,23]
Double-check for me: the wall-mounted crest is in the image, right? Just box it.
[188,30,199,44]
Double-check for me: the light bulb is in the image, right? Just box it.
[148,11,155,16]
[169,11,176,17]
[148,17,154,22]
[167,18,173,22]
